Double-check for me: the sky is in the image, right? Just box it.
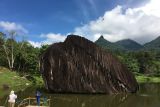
[0,0,160,47]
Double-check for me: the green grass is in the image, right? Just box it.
[0,67,32,97]
[136,75,160,83]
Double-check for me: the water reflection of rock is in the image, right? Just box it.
[50,94,132,107]
[51,93,160,107]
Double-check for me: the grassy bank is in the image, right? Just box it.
[136,74,160,83]
[0,67,32,97]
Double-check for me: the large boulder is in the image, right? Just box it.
[40,35,139,94]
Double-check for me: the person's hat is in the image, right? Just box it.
[10,90,14,94]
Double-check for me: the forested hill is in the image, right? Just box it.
[144,36,160,51]
[115,39,143,51]
[95,36,125,51]
[95,35,160,51]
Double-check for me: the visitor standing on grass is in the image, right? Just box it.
[36,90,41,106]
[8,90,17,107]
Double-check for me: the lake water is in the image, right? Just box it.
[1,83,160,107]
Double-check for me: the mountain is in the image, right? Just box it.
[115,39,143,51]
[95,36,125,51]
[95,36,160,52]
[144,36,160,50]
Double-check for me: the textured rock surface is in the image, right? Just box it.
[40,35,139,94]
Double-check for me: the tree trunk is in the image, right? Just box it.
[3,45,11,69]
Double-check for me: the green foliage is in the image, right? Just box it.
[136,75,160,83]
[32,75,44,87]
[0,32,6,66]
[0,32,5,45]
[119,53,140,73]
[39,44,50,56]
[0,31,51,75]
[117,51,160,77]
[14,42,40,73]
[134,51,157,74]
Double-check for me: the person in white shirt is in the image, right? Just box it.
[8,90,17,107]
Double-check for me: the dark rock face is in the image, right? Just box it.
[40,35,139,94]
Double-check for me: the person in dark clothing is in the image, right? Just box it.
[36,90,41,106]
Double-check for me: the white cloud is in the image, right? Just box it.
[74,0,160,44]
[40,33,66,43]
[0,21,28,34]
[28,41,42,48]
[140,0,160,17]
[29,33,67,47]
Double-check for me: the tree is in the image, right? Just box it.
[135,51,154,74]
[117,52,139,73]
[0,32,5,46]
[14,41,40,74]
[39,44,49,56]
[1,31,25,70]
[0,31,43,74]
[0,32,7,66]
[2,31,16,70]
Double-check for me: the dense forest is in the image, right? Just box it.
[0,31,48,75]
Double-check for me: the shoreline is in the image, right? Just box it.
[1,68,160,98]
